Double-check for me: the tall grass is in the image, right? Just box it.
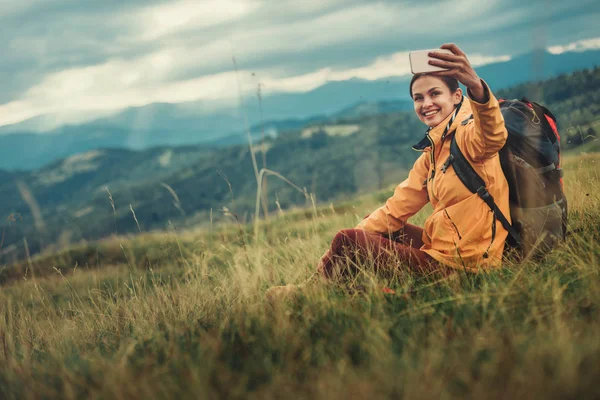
[0,152,598,399]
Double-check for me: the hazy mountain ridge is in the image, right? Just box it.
[1,49,598,171]
[0,66,598,264]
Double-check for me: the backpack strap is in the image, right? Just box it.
[448,136,521,245]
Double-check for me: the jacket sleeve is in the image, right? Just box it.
[461,79,508,162]
[356,152,430,235]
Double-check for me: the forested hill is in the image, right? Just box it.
[0,67,598,263]
[495,66,599,145]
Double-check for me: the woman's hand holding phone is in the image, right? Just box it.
[426,43,486,103]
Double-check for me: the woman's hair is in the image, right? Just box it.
[409,73,459,98]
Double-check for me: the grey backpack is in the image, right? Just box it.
[444,98,567,258]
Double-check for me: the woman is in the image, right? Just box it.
[267,43,510,299]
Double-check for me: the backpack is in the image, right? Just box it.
[446,98,568,259]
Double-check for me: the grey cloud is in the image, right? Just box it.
[151,0,600,84]
[0,0,599,108]
[0,0,166,102]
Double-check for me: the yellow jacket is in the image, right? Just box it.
[356,81,510,272]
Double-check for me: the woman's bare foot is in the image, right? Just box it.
[264,284,302,306]
[264,273,321,306]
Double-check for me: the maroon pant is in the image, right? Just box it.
[318,224,446,279]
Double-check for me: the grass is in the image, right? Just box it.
[0,151,599,399]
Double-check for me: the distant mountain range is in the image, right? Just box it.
[0,48,598,171]
[0,65,598,266]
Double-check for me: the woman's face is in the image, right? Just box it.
[412,76,462,128]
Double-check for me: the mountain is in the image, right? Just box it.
[0,49,598,171]
[475,48,600,90]
[0,66,598,265]
[0,124,144,171]
[0,144,213,262]
[334,100,414,119]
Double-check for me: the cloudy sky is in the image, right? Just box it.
[1,0,599,128]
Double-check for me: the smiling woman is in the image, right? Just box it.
[322,43,510,273]
[411,74,461,128]
[267,43,513,301]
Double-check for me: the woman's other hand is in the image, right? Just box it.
[427,43,487,103]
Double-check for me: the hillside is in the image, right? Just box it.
[0,67,598,263]
[0,150,598,398]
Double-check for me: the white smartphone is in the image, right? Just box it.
[409,49,453,74]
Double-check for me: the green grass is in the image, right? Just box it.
[0,152,599,399]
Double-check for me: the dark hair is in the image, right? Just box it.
[409,73,459,98]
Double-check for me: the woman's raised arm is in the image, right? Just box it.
[428,43,508,161]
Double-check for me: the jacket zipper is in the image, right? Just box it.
[426,133,440,202]
[427,131,452,202]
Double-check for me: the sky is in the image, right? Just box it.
[1,0,599,129]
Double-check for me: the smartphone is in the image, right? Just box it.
[409,49,453,74]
